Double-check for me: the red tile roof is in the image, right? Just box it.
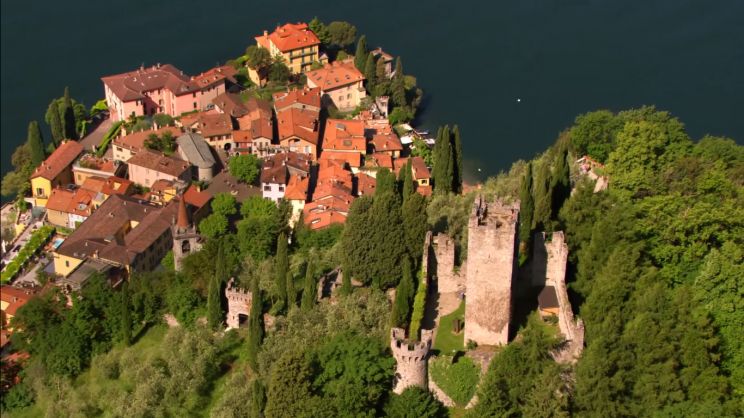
[102,64,195,101]
[1,286,38,316]
[393,156,431,181]
[366,153,393,169]
[369,132,403,154]
[127,149,191,177]
[81,176,133,196]
[320,151,363,168]
[46,187,93,217]
[273,87,321,112]
[181,111,233,138]
[277,107,319,144]
[31,141,84,181]
[184,185,212,209]
[114,126,182,153]
[322,119,366,152]
[260,152,311,184]
[356,172,377,196]
[284,175,309,201]
[306,60,365,91]
[192,65,237,89]
[255,23,320,53]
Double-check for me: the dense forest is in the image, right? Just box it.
[3,106,742,417]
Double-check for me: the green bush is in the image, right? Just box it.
[96,121,122,157]
[1,225,55,283]
[430,356,480,406]
[408,270,427,339]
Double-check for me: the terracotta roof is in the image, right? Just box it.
[81,176,132,196]
[322,119,366,152]
[317,160,354,190]
[102,64,195,101]
[260,152,311,184]
[1,286,38,316]
[56,194,178,266]
[273,87,321,112]
[306,60,365,91]
[366,153,393,169]
[31,141,84,180]
[276,107,319,144]
[255,23,320,53]
[213,92,248,117]
[356,172,376,196]
[371,47,394,63]
[284,174,309,201]
[47,187,93,217]
[191,65,237,89]
[393,156,430,181]
[303,192,353,230]
[319,151,363,168]
[127,149,191,177]
[183,184,211,209]
[181,111,234,138]
[114,126,182,154]
[369,132,403,153]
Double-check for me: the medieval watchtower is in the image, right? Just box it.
[390,328,434,394]
[225,278,253,329]
[172,198,201,272]
[464,196,520,346]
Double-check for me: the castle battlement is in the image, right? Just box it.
[391,327,433,394]
[225,278,253,329]
[469,195,520,230]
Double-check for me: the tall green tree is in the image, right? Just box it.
[247,274,264,370]
[402,193,428,264]
[62,87,77,139]
[385,386,447,418]
[519,161,535,245]
[391,58,406,107]
[27,121,45,166]
[453,125,463,193]
[274,232,289,308]
[326,21,357,49]
[433,125,453,194]
[551,144,571,215]
[309,17,330,45]
[354,35,368,71]
[376,168,397,195]
[364,52,377,93]
[119,283,132,345]
[400,159,415,201]
[207,242,225,330]
[391,257,414,327]
[250,379,266,418]
[532,158,553,231]
[46,100,64,144]
[301,259,316,311]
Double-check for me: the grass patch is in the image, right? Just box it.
[430,355,480,407]
[434,300,465,354]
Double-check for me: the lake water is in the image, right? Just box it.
[2,0,743,193]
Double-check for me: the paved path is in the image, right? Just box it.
[79,117,112,153]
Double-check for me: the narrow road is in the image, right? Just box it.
[79,117,112,153]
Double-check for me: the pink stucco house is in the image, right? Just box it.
[126,149,192,188]
[101,64,237,122]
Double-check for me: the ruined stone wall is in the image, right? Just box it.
[434,233,465,294]
[390,328,433,394]
[225,278,252,329]
[464,196,520,346]
[545,232,584,362]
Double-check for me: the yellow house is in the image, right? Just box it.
[255,23,322,74]
[30,141,84,208]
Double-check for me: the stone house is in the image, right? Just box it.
[305,60,366,111]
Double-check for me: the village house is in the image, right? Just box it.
[112,126,183,162]
[303,158,355,229]
[369,131,403,157]
[371,48,395,78]
[255,23,322,74]
[126,149,191,188]
[260,152,311,202]
[30,140,84,208]
[46,176,132,229]
[234,98,274,157]
[321,119,367,171]
[212,92,250,118]
[276,107,320,159]
[72,154,126,185]
[273,86,322,113]
[179,111,235,151]
[101,63,236,121]
[305,60,366,111]
[176,132,217,182]
[53,194,179,278]
[394,156,432,196]
[1,286,38,331]
[284,174,310,226]
[355,172,377,196]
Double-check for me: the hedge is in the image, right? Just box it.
[408,269,427,340]
[1,225,55,283]
[96,121,123,157]
[430,356,480,406]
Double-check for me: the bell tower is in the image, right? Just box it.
[172,198,201,271]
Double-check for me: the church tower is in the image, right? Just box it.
[172,198,201,271]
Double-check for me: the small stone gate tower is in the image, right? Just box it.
[172,198,201,272]
[390,328,434,394]
[464,196,520,346]
[225,278,253,329]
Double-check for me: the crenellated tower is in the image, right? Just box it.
[225,278,253,329]
[390,327,433,394]
[464,196,520,346]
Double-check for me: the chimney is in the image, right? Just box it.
[264,30,268,37]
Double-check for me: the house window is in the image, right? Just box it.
[77,174,82,181]
[263,185,271,192]
[36,187,44,196]
[347,94,351,99]
[193,93,196,98]
[193,102,197,109]
[65,260,70,267]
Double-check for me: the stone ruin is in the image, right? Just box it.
[534,231,585,362]
[390,327,434,394]
[464,196,520,347]
[225,278,252,330]
[432,233,466,295]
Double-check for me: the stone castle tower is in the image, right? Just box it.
[225,278,253,329]
[172,198,201,272]
[464,196,520,346]
[390,327,434,394]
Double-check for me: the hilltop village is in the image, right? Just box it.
[1,18,741,418]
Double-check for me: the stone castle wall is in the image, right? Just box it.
[464,196,520,347]
[225,278,252,329]
[390,327,433,394]
[433,233,465,294]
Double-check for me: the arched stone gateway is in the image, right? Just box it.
[225,278,252,329]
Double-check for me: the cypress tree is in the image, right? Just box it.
[391,257,414,327]
[519,162,535,245]
[247,274,264,370]
[62,87,77,139]
[301,259,316,311]
[551,147,571,215]
[400,159,415,201]
[47,100,64,145]
[120,282,132,345]
[354,35,367,71]
[250,379,266,418]
[275,232,288,307]
[432,127,444,190]
[443,126,454,194]
[376,57,386,80]
[433,125,453,194]
[207,241,225,330]
[27,121,45,166]
[402,193,428,265]
[286,271,295,308]
[364,52,377,93]
[533,160,553,231]
[376,168,397,196]
[391,58,406,107]
[453,125,463,193]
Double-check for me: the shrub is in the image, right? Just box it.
[96,121,122,157]
[408,270,427,340]
[430,356,480,406]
